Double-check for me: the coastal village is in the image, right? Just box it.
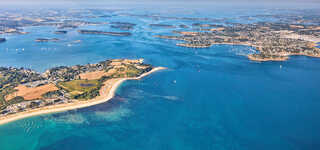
[155,22,320,61]
[1,9,320,61]
[0,59,154,118]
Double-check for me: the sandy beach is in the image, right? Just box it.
[0,67,166,125]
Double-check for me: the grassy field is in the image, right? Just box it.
[111,65,143,78]
[0,95,6,110]
[126,66,143,77]
[58,79,102,99]
[59,80,100,93]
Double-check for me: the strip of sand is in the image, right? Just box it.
[0,67,166,125]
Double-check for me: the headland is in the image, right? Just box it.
[0,59,166,125]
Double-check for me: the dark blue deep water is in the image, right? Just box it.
[0,6,320,150]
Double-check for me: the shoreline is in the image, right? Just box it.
[173,40,320,62]
[247,54,289,62]
[0,67,166,126]
[247,53,320,62]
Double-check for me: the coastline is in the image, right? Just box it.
[247,52,320,62]
[173,40,320,62]
[247,54,289,62]
[0,67,166,126]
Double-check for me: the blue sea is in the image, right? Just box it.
[0,5,320,150]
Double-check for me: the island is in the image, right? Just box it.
[155,22,320,61]
[179,24,189,28]
[110,22,136,31]
[35,38,60,42]
[0,59,165,125]
[78,30,132,36]
[0,38,5,43]
[54,31,68,34]
[150,24,176,28]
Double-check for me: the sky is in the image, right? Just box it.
[1,0,319,3]
[0,0,319,8]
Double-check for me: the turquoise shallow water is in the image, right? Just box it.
[0,6,320,150]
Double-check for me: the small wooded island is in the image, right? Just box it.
[0,38,6,43]
[0,59,165,124]
[77,30,132,36]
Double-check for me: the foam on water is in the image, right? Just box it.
[45,113,89,125]
[93,107,132,122]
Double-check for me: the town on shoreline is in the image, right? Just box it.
[0,59,165,125]
[1,8,320,62]
[155,23,320,61]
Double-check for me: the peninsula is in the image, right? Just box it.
[155,22,320,61]
[0,59,165,125]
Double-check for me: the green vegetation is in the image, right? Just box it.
[73,87,100,100]
[97,76,111,83]
[126,65,143,77]
[42,90,63,99]
[58,79,103,100]
[0,95,7,110]
[8,96,24,105]
[0,59,154,112]
[0,67,42,89]
[0,67,43,110]
[0,88,23,110]
[111,73,125,78]
[111,64,148,78]
[0,87,17,110]
[58,79,100,92]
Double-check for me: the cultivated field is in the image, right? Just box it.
[79,71,110,80]
[6,84,59,101]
